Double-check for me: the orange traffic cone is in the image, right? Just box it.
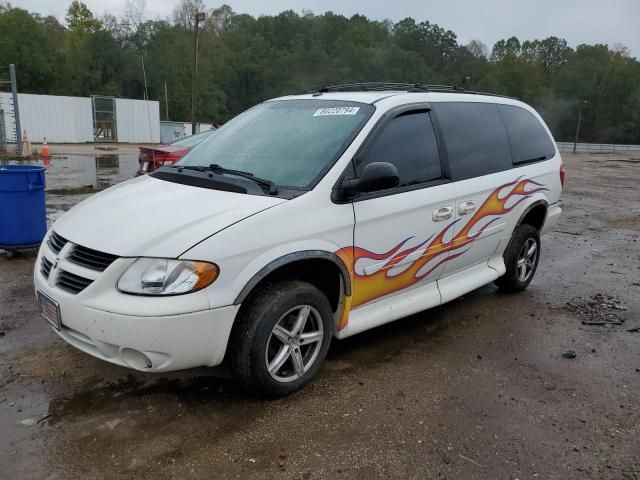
[21,130,32,157]
[41,137,50,158]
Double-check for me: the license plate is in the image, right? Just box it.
[38,291,61,330]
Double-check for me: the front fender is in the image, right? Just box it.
[234,249,351,304]
[186,238,351,309]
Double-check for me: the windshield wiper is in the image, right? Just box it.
[173,165,207,172]
[173,164,278,195]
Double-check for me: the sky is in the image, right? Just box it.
[15,0,640,58]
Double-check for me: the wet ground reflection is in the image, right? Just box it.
[1,153,138,225]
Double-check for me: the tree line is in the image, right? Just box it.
[1,0,639,144]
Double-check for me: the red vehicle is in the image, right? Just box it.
[136,130,215,176]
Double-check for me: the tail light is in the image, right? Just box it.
[559,161,565,188]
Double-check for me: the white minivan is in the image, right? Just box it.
[34,83,563,396]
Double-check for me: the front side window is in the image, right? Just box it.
[498,105,556,164]
[177,100,373,189]
[433,102,512,181]
[356,111,442,187]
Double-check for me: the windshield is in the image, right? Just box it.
[171,129,214,148]
[176,100,374,189]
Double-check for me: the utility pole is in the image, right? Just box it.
[140,53,149,100]
[9,64,21,156]
[191,12,206,135]
[164,81,169,120]
[573,100,588,154]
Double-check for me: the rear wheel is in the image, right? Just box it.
[227,280,333,397]
[495,224,540,293]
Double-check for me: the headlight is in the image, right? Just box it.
[118,258,219,296]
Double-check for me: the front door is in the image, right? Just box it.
[345,109,457,317]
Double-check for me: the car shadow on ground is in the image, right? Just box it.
[45,283,501,422]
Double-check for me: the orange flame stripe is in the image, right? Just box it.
[336,177,547,330]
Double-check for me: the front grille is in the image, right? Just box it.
[56,270,94,294]
[44,233,116,294]
[67,244,118,272]
[47,231,68,254]
[41,257,53,278]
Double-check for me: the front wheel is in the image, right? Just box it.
[495,224,540,293]
[227,280,333,397]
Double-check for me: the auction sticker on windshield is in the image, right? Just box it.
[313,106,360,116]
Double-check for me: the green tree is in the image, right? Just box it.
[1,4,639,143]
[65,1,102,34]
[0,7,64,93]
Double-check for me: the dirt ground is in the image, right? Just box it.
[1,153,639,479]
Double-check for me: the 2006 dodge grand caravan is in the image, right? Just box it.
[35,83,563,396]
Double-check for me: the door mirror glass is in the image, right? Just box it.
[342,162,399,196]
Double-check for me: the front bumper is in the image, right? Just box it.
[47,302,239,372]
[34,236,239,372]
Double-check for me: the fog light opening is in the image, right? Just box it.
[120,348,153,370]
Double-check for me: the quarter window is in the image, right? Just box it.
[433,102,512,181]
[356,111,442,187]
[498,105,556,164]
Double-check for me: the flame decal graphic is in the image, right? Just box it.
[336,177,547,330]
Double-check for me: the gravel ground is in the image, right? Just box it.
[1,152,639,479]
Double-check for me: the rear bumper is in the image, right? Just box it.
[542,203,562,236]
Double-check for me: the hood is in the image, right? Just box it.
[53,175,286,257]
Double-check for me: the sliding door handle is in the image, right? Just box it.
[458,200,476,215]
[432,205,453,222]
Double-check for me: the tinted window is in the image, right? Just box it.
[433,102,512,181]
[498,105,555,164]
[356,112,441,187]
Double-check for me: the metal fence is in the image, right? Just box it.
[0,110,5,153]
[557,142,640,154]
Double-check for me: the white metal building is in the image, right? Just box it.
[0,92,160,144]
[160,121,215,143]
[114,98,160,143]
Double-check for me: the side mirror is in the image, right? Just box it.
[341,162,399,197]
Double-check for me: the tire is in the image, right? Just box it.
[227,280,333,397]
[495,224,540,293]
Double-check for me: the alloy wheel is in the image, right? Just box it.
[516,237,538,282]
[265,305,324,383]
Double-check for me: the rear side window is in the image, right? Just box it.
[498,105,556,164]
[433,102,512,181]
[356,111,441,187]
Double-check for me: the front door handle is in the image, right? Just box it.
[458,200,476,215]
[432,205,454,222]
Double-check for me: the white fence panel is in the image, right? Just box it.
[115,98,160,143]
[18,93,93,143]
[160,121,187,143]
[183,122,214,136]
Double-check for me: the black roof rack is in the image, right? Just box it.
[314,82,514,99]
[317,82,433,93]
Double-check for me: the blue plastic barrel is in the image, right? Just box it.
[0,165,47,248]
